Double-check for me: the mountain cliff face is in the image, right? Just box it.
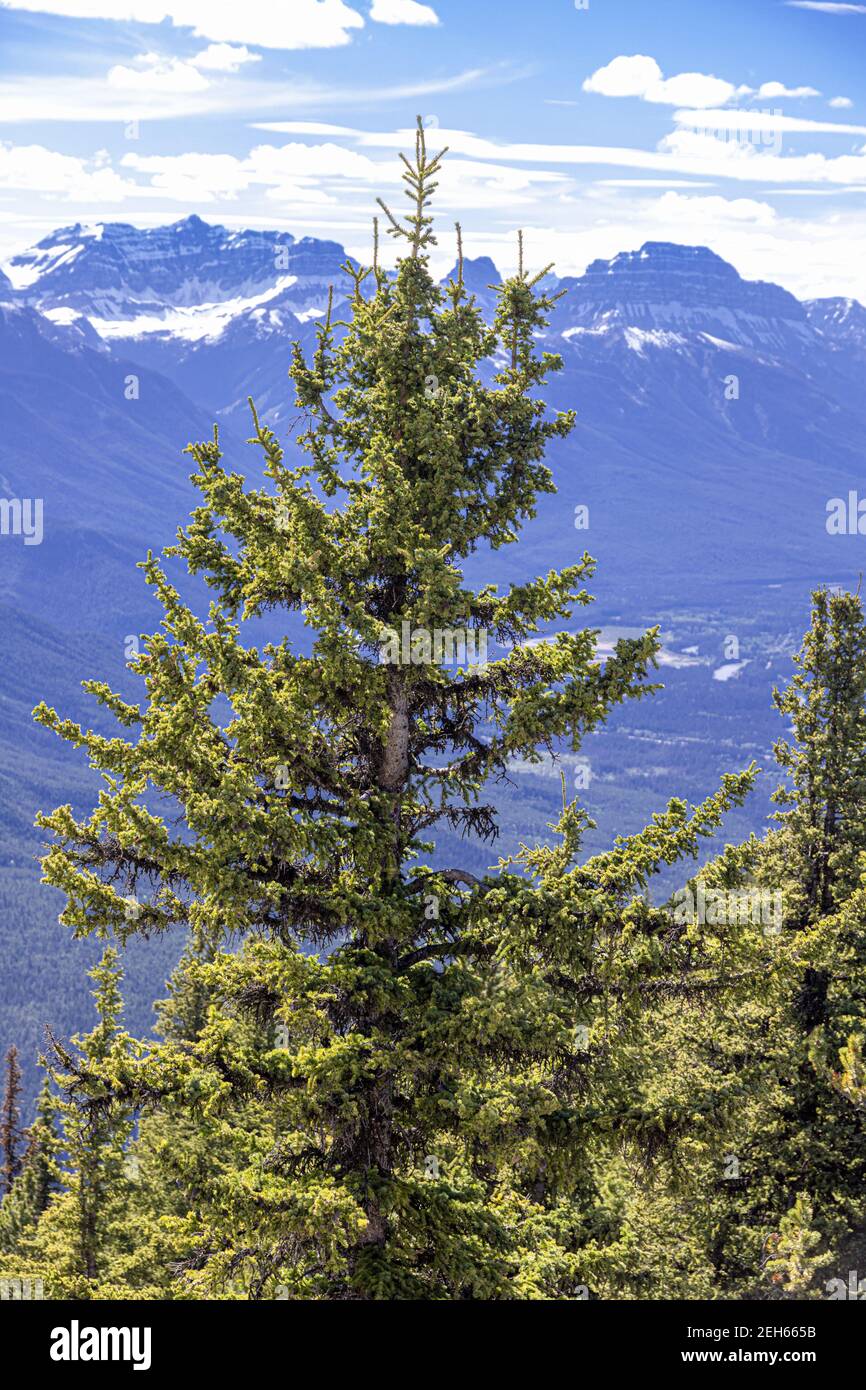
[6,215,350,332]
[2,215,866,1105]
[805,296,866,358]
[554,242,811,351]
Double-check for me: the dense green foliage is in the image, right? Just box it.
[1,125,864,1301]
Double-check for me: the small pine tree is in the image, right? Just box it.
[764,1195,825,1299]
[33,950,139,1297]
[0,1079,63,1254]
[768,586,866,927]
[834,1033,866,1110]
[0,1045,23,1198]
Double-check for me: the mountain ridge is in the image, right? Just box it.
[6,220,865,361]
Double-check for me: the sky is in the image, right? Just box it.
[1,0,865,299]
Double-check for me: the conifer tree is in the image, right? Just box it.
[766,586,866,927]
[0,1045,23,1198]
[31,950,140,1297]
[764,1195,825,1298]
[609,587,866,1298]
[0,1079,62,1254]
[33,120,754,1300]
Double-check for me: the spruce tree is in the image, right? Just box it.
[32,950,139,1297]
[0,1078,62,1255]
[767,586,866,927]
[0,1045,23,1198]
[611,587,866,1298]
[33,120,754,1300]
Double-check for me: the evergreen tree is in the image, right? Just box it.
[607,587,866,1299]
[764,1195,825,1299]
[766,586,866,927]
[0,1045,23,1198]
[29,950,141,1297]
[0,1079,62,1254]
[33,120,754,1300]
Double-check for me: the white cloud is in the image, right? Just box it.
[658,127,866,184]
[583,54,738,108]
[830,96,853,107]
[108,53,210,92]
[672,107,866,136]
[0,140,134,199]
[0,65,488,123]
[582,54,663,99]
[647,190,777,227]
[106,41,261,92]
[0,1,367,49]
[191,43,261,71]
[0,0,440,45]
[785,2,866,11]
[313,121,866,188]
[120,140,380,202]
[757,81,820,98]
[650,73,740,107]
[595,178,716,188]
[369,0,438,22]
[117,138,566,210]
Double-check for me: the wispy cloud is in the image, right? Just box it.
[0,64,494,123]
[118,139,566,209]
[785,2,866,13]
[258,120,866,188]
[672,108,866,136]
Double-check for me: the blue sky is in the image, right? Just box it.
[1,0,866,298]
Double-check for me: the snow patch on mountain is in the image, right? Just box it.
[713,660,751,682]
[623,327,688,354]
[5,241,85,290]
[90,275,300,343]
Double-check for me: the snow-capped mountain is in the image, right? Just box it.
[8,218,854,389]
[4,214,350,342]
[804,296,866,358]
[8,218,865,586]
[552,242,812,354]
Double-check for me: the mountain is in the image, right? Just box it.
[804,296,866,364]
[3,217,866,1108]
[5,215,350,332]
[3,217,355,424]
[553,242,812,350]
